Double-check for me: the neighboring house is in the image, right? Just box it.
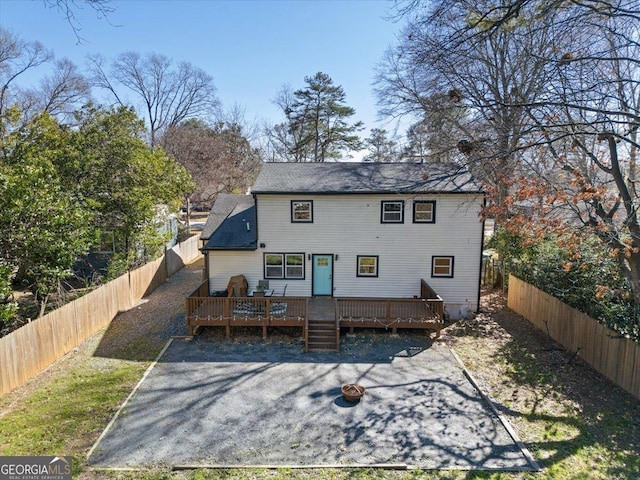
[201,162,485,319]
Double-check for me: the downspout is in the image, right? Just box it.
[252,192,259,249]
[476,195,487,313]
[203,249,210,292]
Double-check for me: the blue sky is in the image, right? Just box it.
[0,0,405,137]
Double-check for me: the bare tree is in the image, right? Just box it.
[385,0,640,308]
[0,29,90,132]
[524,2,640,307]
[89,51,220,146]
[41,0,116,44]
[459,0,640,308]
[400,93,470,164]
[159,120,261,219]
[0,28,51,121]
[376,3,556,206]
[265,85,311,162]
[19,58,90,122]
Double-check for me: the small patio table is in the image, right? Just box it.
[248,289,274,297]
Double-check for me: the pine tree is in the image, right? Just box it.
[273,72,363,162]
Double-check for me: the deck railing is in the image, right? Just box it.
[336,297,443,321]
[186,279,445,339]
[421,278,445,318]
[190,280,210,298]
[335,297,443,336]
[186,282,308,337]
[335,279,444,337]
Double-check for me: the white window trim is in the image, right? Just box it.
[413,200,436,223]
[265,253,305,279]
[291,200,313,223]
[285,253,305,279]
[431,256,454,278]
[357,255,379,277]
[381,200,404,223]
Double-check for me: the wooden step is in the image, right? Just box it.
[306,320,339,352]
[307,324,336,332]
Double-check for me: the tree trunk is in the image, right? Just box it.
[38,294,49,318]
[626,254,640,325]
[185,196,192,234]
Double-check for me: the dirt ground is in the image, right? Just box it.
[442,290,640,469]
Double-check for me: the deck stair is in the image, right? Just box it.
[306,319,339,352]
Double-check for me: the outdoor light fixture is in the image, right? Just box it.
[260,242,266,248]
[334,254,339,261]
[307,253,311,260]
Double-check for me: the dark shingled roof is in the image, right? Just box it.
[201,194,257,250]
[201,194,255,241]
[251,162,483,194]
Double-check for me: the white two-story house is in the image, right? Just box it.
[201,162,485,319]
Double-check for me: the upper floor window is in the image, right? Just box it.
[381,200,404,223]
[413,201,436,223]
[291,200,313,223]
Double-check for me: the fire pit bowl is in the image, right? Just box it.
[341,384,365,402]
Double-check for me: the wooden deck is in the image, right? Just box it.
[185,294,308,338]
[185,279,445,350]
[336,297,444,337]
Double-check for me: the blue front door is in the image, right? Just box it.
[312,255,333,296]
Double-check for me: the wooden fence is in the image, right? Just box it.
[508,275,640,400]
[0,235,201,396]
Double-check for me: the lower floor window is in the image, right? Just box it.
[265,253,305,279]
[285,254,304,278]
[432,256,454,278]
[357,255,379,277]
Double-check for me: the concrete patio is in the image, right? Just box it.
[88,332,536,471]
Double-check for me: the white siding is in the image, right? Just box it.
[207,193,483,318]
[207,250,262,293]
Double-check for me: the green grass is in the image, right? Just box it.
[1,294,639,480]
[0,352,147,477]
[448,299,640,480]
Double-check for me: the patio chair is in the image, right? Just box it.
[270,284,288,315]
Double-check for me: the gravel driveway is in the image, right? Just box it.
[89,330,536,471]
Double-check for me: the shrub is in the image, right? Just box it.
[506,233,639,342]
[0,261,18,331]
